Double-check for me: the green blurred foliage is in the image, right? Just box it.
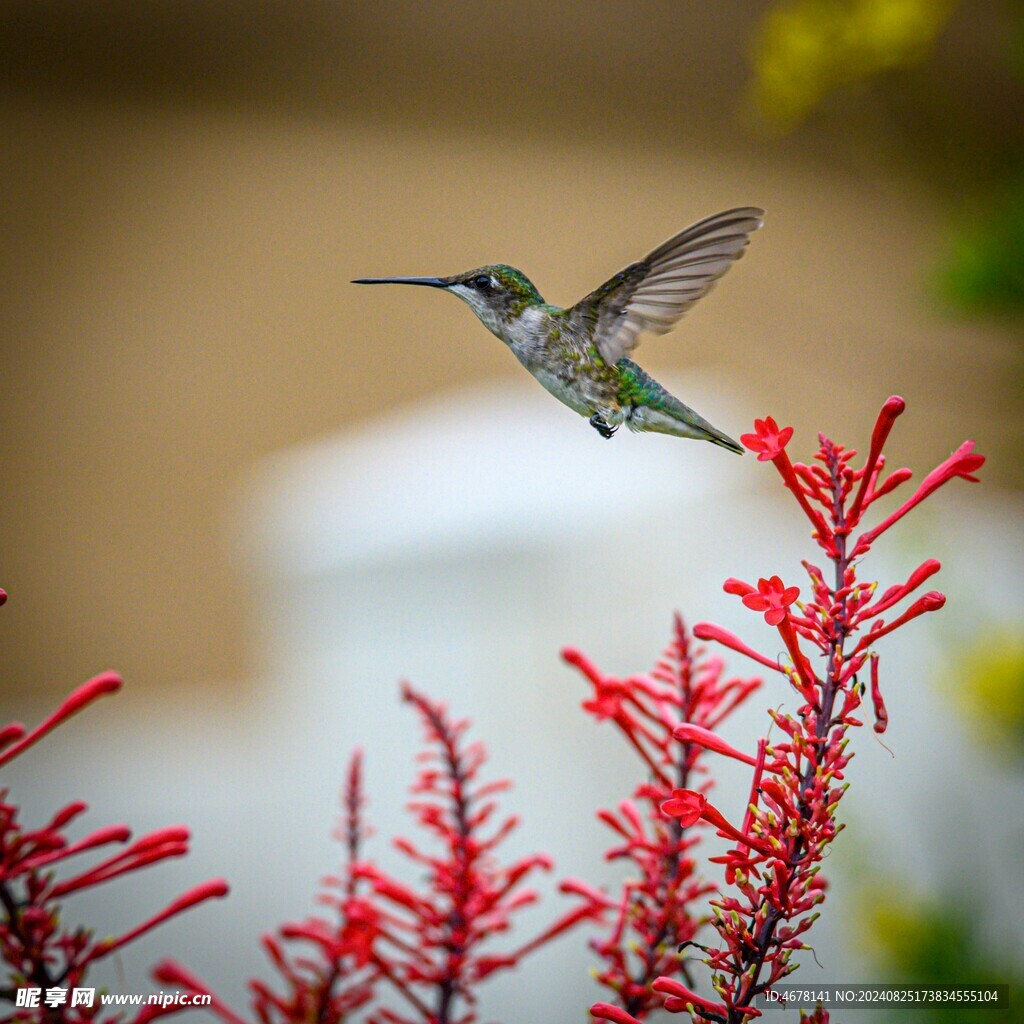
[862,889,1023,1022]
[750,0,1024,319]
[749,0,958,131]
[949,630,1024,758]
[937,179,1024,316]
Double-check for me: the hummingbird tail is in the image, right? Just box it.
[617,359,744,454]
[696,425,745,455]
[629,405,744,453]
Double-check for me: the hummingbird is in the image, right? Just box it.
[354,207,763,453]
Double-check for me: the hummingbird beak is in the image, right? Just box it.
[351,276,449,288]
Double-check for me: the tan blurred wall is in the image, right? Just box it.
[1,2,1020,696]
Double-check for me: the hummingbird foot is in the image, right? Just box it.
[589,414,618,440]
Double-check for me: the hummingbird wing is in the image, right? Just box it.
[568,207,764,365]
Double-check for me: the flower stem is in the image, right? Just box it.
[727,444,850,1022]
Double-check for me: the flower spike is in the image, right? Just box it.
[645,399,977,1021]
[567,617,762,1021]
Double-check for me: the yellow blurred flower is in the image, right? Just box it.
[750,0,959,130]
[952,632,1024,756]
[862,885,932,959]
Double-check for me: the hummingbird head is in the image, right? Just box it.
[445,266,545,336]
[353,265,544,338]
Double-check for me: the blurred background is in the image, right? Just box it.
[1,1,1021,1020]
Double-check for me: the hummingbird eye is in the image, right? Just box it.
[473,275,492,290]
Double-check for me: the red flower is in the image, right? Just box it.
[741,416,794,461]
[660,788,706,826]
[339,897,380,967]
[660,788,775,857]
[848,395,905,522]
[673,723,758,765]
[93,880,228,958]
[854,440,985,554]
[923,439,986,486]
[590,1002,645,1024]
[740,576,801,626]
[693,621,788,675]
[0,670,122,768]
[652,977,728,1017]
[582,687,625,721]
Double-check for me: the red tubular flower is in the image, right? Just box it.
[92,879,229,958]
[740,416,793,461]
[775,614,820,699]
[692,622,787,675]
[673,724,757,765]
[48,826,191,897]
[582,685,629,722]
[853,440,985,554]
[742,417,832,543]
[660,788,706,826]
[562,646,605,686]
[848,395,905,522]
[853,558,941,624]
[851,591,946,655]
[504,902,607,963]
[0,671,122,768]
[591,1002,645,1024]
[720,580,818,699]
[662,789,775,857]
[18,823,132,873]
[723,577,755,598]
[740,576,801,626]
[868,465,914,503]
[339,896,381,966]
[0,722,26,751]
[559,877,619,910]
[652,977,728,1017]
[700,802,777,855]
